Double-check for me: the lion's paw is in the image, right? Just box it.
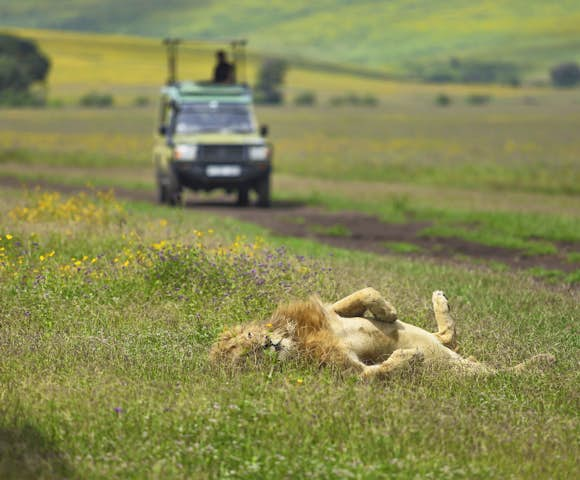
[432,290,450,314]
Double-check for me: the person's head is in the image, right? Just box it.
[216,50,227,62]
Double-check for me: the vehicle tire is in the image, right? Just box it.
[167,186,182,206]
[237,188,249,207]
[165,173,182,207]
[256,177,270,208]
[157,178,169,204]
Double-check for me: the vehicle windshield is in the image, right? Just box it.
[174,102,255,134]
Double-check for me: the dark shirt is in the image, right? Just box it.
[213,61,233,83]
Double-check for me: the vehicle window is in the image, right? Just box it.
[175,103,254,134]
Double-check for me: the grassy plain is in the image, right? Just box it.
[0,26,579,479]
[0,189,578,479]
[1,1,580,76]
[1,27,567,105]
[1,100,579,271]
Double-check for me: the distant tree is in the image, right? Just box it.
[550,62,580,88]
[255,58,287,105]
[0,33,50,106]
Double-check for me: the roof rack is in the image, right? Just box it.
[163,38,248,86]
[161,81,252,104]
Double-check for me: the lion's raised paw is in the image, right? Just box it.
[432,290,450,314]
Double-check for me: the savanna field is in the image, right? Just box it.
[1,27,579,479]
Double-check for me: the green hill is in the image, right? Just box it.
[1,1,579,79]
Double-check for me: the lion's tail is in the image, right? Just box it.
[507,353,556,373]
[451,353,556,375]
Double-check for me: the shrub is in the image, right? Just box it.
[435,93,452,107]
[133,95,150,107]
[550,62,580,88]
[79,91,114,108]
[0,88,45,107]
[328,92,379,107]
[293,90,316,106]
[466,93,492,106]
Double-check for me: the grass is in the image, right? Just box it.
[0,187,578,478]
[1,2,580,78]
[385,242,423,254]
[1,101,579,263]
[0,27,572,105]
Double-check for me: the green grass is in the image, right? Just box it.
[385,242,423,254]
[1,103,579,261]
[1,1,580,78]
[0,187,578,479]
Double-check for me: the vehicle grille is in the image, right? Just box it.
[198,145,246,162]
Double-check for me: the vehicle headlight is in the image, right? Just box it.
[249,145,269,161]
[174,144,198,161]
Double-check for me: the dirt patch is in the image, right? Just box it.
[1,175,578,274]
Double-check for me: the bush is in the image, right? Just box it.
[328,92,379,107]
[466,93,492,106]
[132,95,150,107]
[435,93,452,107]
[0,88,45,107]
[293,90,316,106]
[550,62,580,88]
[79,92,114,108]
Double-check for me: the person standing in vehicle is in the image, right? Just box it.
[213,50,235,83]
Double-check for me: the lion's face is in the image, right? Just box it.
[210,323,295,364]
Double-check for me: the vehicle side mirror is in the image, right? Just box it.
[158,125,168,136]
[260,125,269,137]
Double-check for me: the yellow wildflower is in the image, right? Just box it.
[5,234,13,240]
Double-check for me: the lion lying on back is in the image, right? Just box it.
[210,288,554,378]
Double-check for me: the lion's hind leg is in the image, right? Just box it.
[331,287,397,322]
[432,291,457,350]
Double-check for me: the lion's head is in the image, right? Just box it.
[209,322,296,365]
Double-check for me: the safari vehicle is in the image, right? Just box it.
[154,39,272,207]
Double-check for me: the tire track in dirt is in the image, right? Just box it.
[1,175,578,274]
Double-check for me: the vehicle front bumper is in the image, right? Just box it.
[172,160,271,190]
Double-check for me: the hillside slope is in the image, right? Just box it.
[1,1,579,76]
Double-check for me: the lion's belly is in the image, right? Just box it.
[329,316,399,363]
[391,321,460,360]
[330,316,460,363]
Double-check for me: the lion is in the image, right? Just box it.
[210,288,555,378]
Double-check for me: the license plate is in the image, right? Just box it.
[206,165,242,177]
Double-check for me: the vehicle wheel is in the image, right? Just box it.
[256,177,270,208]
[167,186,182,206]
[237,188,249,207]
[157,180,168,204]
